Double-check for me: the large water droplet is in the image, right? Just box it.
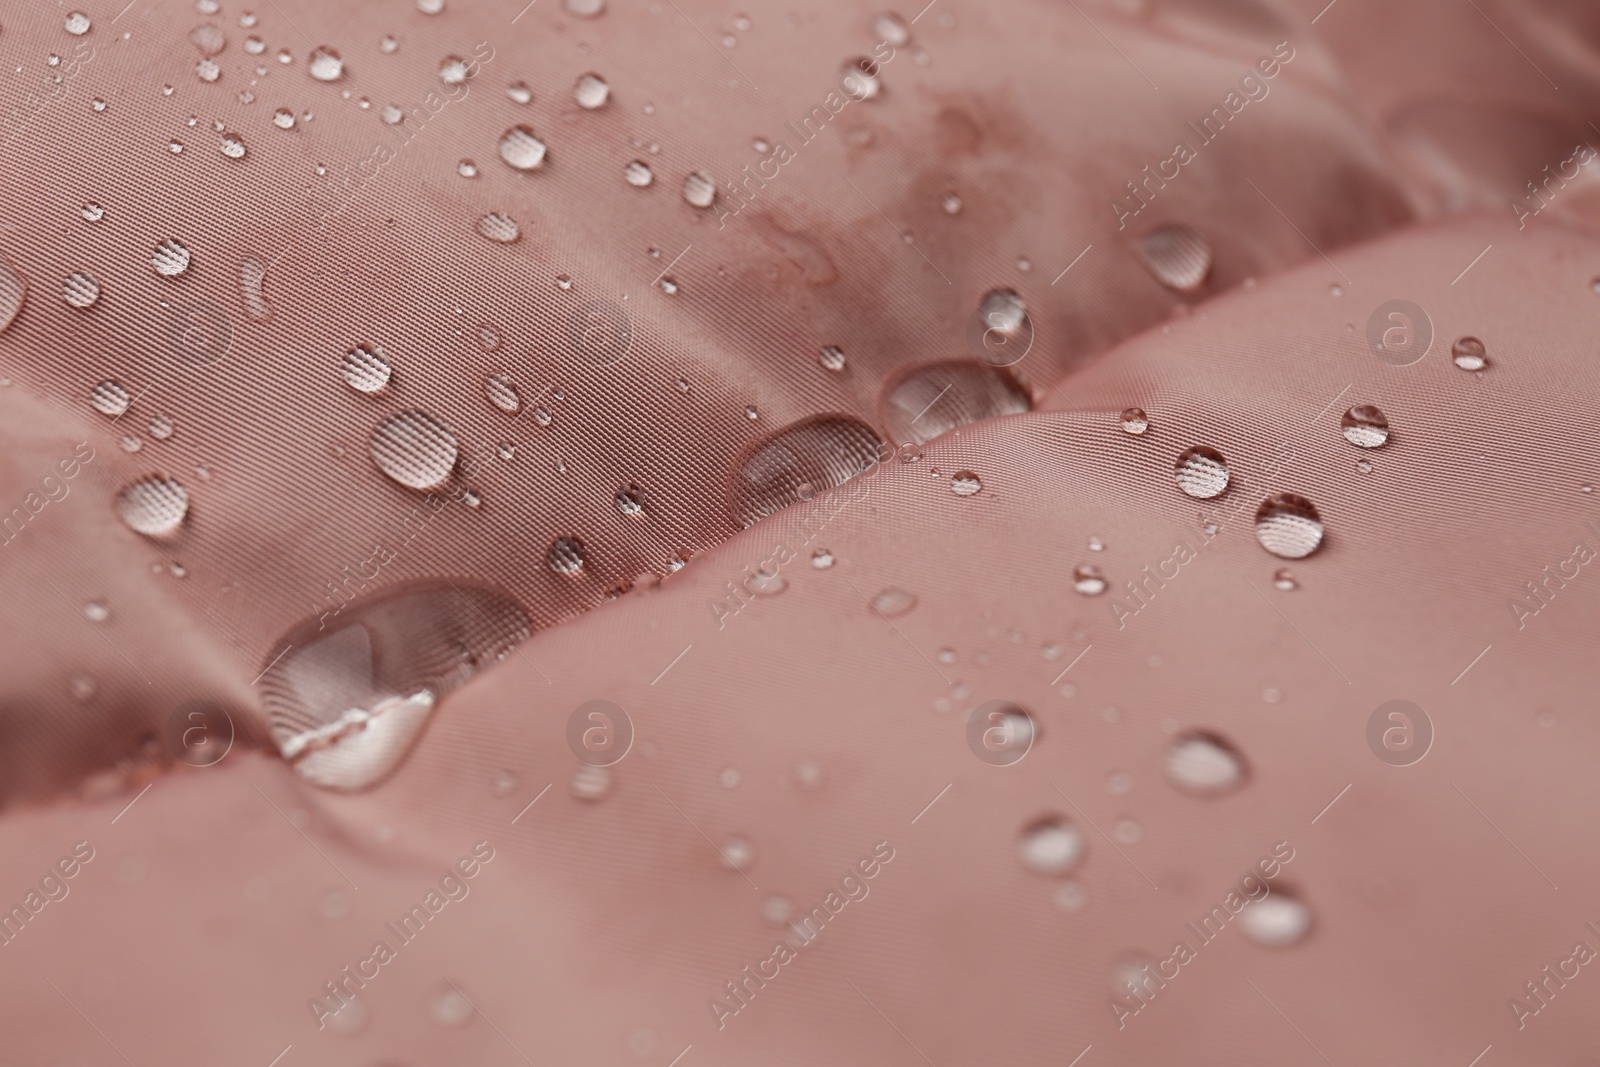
[485,373,520,413]
[341,345,391,393]
[882,361,1030,445]
[91,380,131,416]
[574,72,609,109]
[682,171,717,208]
[731,415,884,526]
[1018,817,1084,875]
[1254,493,1323,559]
[1138,223,1212,292]
[308,46,344,81]
[951,470,982,496]
[151,239,191,277]
[370,411,458,490]
[63,271,100,308]
[259,581,530,791]
[1174,446,1229,499]
[1340,405,1389,448]
[116,476,189,537]
[499,125,547,170]
[1239,893,1313,947]
[1163,732,1247,795]
[1120,407,1149,435]
[1451,336,1488,371]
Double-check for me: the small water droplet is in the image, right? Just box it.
[63,271,100,308]
[871,587,916,617]
[1018,817,1084,875]
[370,411,458,490]
[457,158,478,178]
[682,171,716,208]
[429,984,472,1027]
[1174,445,1229,499]
[1254,492,1323,559]
[883,361,1030,444]
[91,380,131,416]
[506,81,533,105]
[1164,732,1247,795]
[840,56,882,100]
[873,11,910,46]
[83,600,110,623]
[65,11,92,35]
[897,442,922,463]
[941,192,962,215]
[308,46,344,81]
[1341,404,1389,447]
[1239,893,1313,947]
[239,257,274,321]
[380,34,399,53]
[1272,567,1297,591]
[614,483,645,515]
[116,476,189,536]
[574,72,609,108]
[565,0,605,16]
[571,763,612,800]
[151,239,191,277]
[1073,564,1107,596]
[418,0,445,12]
[1451,336,1488,371]
[70,673,98,701]
[1138,222,1212,292]
[244,34,265,54]
[484,373,520,413]
[477,211,521,243]
[817,345,846,372]
[658,276,678,295]
[555,274,573,290]
[439,55,470,85]
[80,202,105,221]
[548,536,586,575]
[719,835,755,871]
[1120,407,1148,435]
[624,159,653,187]
[341,345,391,393]
[196,58,220,81]
[149,414,174,439]
[272,107,295,129]
[499,125,547,170]
[219,131,247,158]
[810,548,834,569]
[533,406,553,426]
[951,470,982,496]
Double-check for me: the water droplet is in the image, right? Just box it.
[1174,445,1229,499]
[484,373,520,413]
[229,258,273,323]
[840,56,882,100]
[1239,893,1313,947]
[623,159,653,187]
[83,600,110,622]
[151,240,192,277]
[259,580,529,790]
[1272,567,1297,591]
[505,81,533,106]
[418,0,445,12]
[1120,407,1148,435]
[1451,336,1488,371]
[1254,493,1323,559]
[565,0,605,16]
[80,202,105,222]
[169,140,184,154]
[429,984,472,1026]
[731,415,885,526]
[91,380,131,416]
[883,361,1030,445]
[533,406,553,426]
[189,22,225,54]
[65,11,92,35]
[341,345,391,393]
[1138,222,1212,292]
[196,58,220,82]
[1018,817,1084,875]
[574,72,609,108]
[817,345,846,372]
[244,35,265,54]
[1164,732,1247,795]
[63,271,100,308]
[682,171,716,208]
[149,414,174,439]
[940,192,962,215]
[658,276,678,295]
[70,673,98,701]
[1340,405,1389,448]
[499,125,547,170]
[810,548,834,569]
[548,536,586,575]
[614,483,645,515]
[457,158,478,178]
[720,835,755,871]
[571,763,612,800]
[369,411,458,490]
[1073,564,1107,596]
[439,55,470,85]
[873,11,910,45]
[308,45,344,80]
[477,211,520,243]
[379,34,399,53]
[871,587,916,617]
[219,131,246,159]
[951,470,982,496]
[555,274,573,290]
[119,434,143,454]
[380,103,404,125]
[116,476,189,536]
[897,442,922,463]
